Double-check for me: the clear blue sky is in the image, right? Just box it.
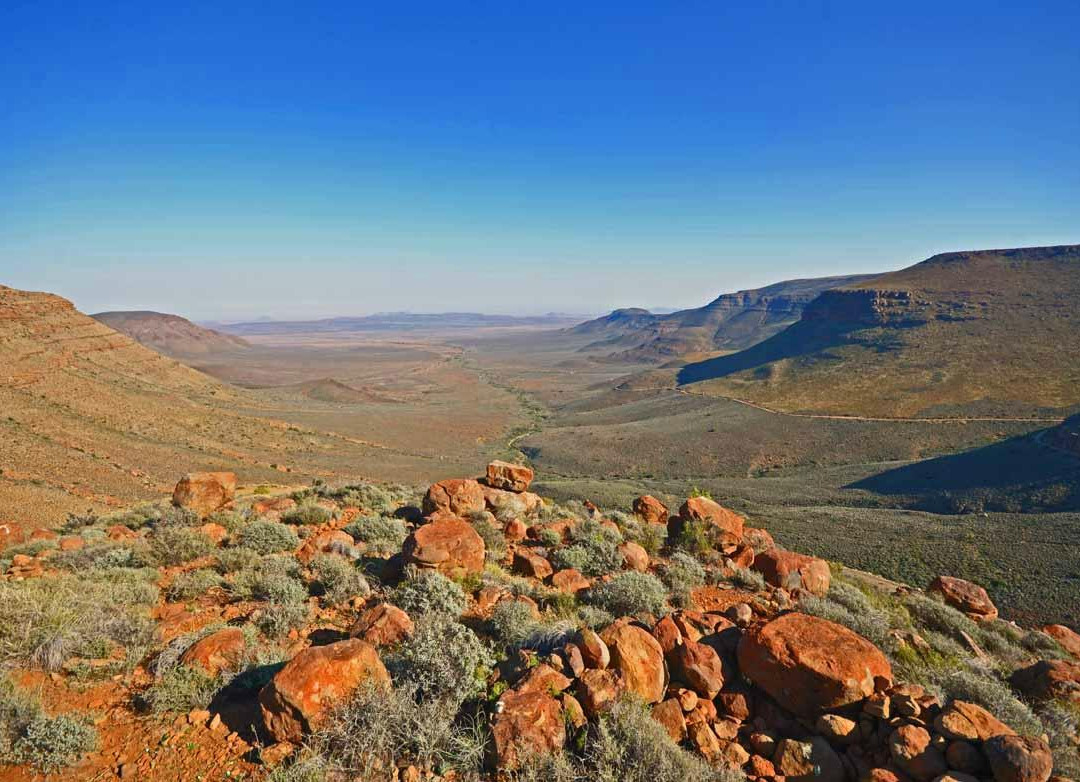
[2,1,1078,320]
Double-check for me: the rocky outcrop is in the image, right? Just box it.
[485,460,534,492]
[752,548,831,596]
[172,472,237,517]
[402,518,485,577]
[670,497,744,548]
[929,576,999,622]
[179,628,246,676]
[599,620,666,704]
[421,479,487,517]
[349,604,414,647]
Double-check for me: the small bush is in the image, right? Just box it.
[140,665,220,713]
[658,552,705,607]
[214,546,262,574]
[551,519,624,577]
[538,528,562,547]
[151,527,215,566]
[671,518,711,556]
[166,568,223,601]
[585,572,668,619]
[577,604,615,630]
[11,714,97,772]
[232,567,307,604]
[310,554,370,606]
[153,506,202,528]
[386,616,493,706]
[937,667,1042,736]
[343,515,408,556]
[205,509,247,532]
[469,512,508,563]
[282,504,334,526]
[257,601,311,640]
[51,540,151,572]
[903,592,980,644]
[489,600,540,648]
[237,521,300,555]
[391,569,467,617]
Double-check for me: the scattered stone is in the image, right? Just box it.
[578,628,610,669]
[632,495,669,525]
[296,529,354,563]
[550,568,591,594]
[575,668,623,717]
[889,725,947,782]
[503,518,527,542]
[513,549,553,579]
[349,603,414,647]
[173,472,237,517]
[618,541,649,572]
[668,639,724,699]
[1009,659,1080,704]
[774,736,845,782]
[928,576,998,622]
[198,523,228,545]
[651,699,687,742]
[817,713,859,745]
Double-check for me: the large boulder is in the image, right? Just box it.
[172,472,236,517]
[180,627,246,676]
[402,518,485,577]
[600,620,666,704]
[671,497,744,547]
[632,495,669,526]
[349,603,414,647]
[889,725,947,782]
[737,613,892,716]
[492,688,565,768]
[928,576,998,622]
[752,548,831,596]
[485,461,534,493]
[575,668,623,717]
[983,735,1054,782]
[1040,624,1080,659]
[422,478,486,517]
[1009,659,1080,704]
[668,639,725,700]
[259,639,389,743]
[934,700,1015,742]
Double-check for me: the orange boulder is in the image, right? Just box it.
[172,472,237,517]
[402,518,485,577]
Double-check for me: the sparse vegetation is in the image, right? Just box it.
[385,615,493,706]
[166,568,223,601]
[309,554,370,605]
[151,526,216,565]
[236,520,300,555]
[282,503,334,526]
[343,515,408,556]
[391,568,467,617]
[585,571,668,618]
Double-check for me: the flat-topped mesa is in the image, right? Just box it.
[801,287,925,327]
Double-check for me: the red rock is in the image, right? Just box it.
[562,643,585,677]
[673,497,745,547]
[752,548,831,597]
[58,535,84,551]
[748,754,777,777]
[1009,659,1080,704]
[575,668,623,717]
[198,523,228,546]
[561,693,587,728]
[816,713,858,744]
[668,639,724,699]
[492,689,564,768]
[180,628,246,676]
[934,701,1015,741]
[651,699,687,742]
[106,524,137,540]
[652,615,683,654]
[486,461,534,493]
[550,568,591,594]
[600,620,666,704]
[515,663,572,696]
[30,529,57,541]
[684,697,717,725]
[743,527,775,553]
[775,737,846,782]
[173,472,237,517]
[402,518,485,577]
[729,544,756,569]
[927,576,998,622]
[503,518,527,542]
[513,549,553,579]
[297,529,355,563]
[259,639,389,743]
[889,725,947,782]
[633,495,669,525]
[716,691,751,722]
[527,519,574,543]
[687,722,723,764]
[483,485,542,515]
[737,613,893,716]
[421,478,486,517]
[349,604,414,647]
[619,541,649,572]
[946,741,987,775]
[983,735,1053,782]
[864,769,904,782]
[1040,624,1080,659]
[578,628,610,669]
[252,496,296,516]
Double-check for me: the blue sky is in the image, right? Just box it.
[1,1,1078,320]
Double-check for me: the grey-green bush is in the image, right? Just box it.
[237,521,300,555]
[585,571,668,619]
[310,554,370,606]
[658,552,705,607]
[343,515,408,556]
[385,615,493,706]
[166,568,224,601]
[151,527,216,565]
[391,569,467,617]
[282,504,334,526]
[10,714,97,772]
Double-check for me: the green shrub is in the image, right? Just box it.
[151,527,215,565]
[550,519,624,577]
[11,713,97,772]
[585,572,668,619]
[50,540,152,572]
[232,566,307,604]
[214,546,262,574]
[205,509,247,532]
[310,554,370,606]
[577,604,615,630]
[166,568,223,601]
[937,667,1042,736]
[282,504,334,526]
[903,592,980,644]
[153,506,202,528]
[386,616,493,706]
[538,528,562,547]
[257,601,311,640]
[391,569,467,617]
[671,518,711,556]
[489,600,540,648]
[469,513,508,563]
[237,521,299,555]
[658,552,705,607]
[0,674,43,761]
[344,515,408,556]
[140,664,221,714]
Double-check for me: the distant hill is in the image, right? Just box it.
[569,274,875,362]
[92,310,249,357]
[678,244,1080,418]
[219,312,581,336]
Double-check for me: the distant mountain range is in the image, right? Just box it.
[215,312,582,336]
[92,311,250,357]
[568,274,875,362]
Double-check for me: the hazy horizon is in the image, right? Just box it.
[3,2,1078,320]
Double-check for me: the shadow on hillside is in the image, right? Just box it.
[676,320,855,385]
[849,429,1080,513]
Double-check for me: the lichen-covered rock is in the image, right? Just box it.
[492,689,564,768]
[402,518,485,577]
[259,639,389,743]
[486,460,534,492]
[180,628,246,676]
[928,576,998,622]
[172,472,236,517]
[349,603,414,647]
[600,620,666,704]
[752,548,831,596]
[737,613,892,716]
[421,478,486,517]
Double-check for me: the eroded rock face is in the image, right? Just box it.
[983,735,1054,782]
[485,461,534,493]
[421,479,486,517]
[259,639,389,743]
[752,548,831,596]
[172,472,236,517]
[671,497,745,547]
[180,628,246,676]
[737,613,892,716]
[492,689,565,769]
[600,620,666,704]
[575,668,623,717]
[349,604,414,647]
[402,518,485,577]
[632,495,669,525]
[928,576,998,622]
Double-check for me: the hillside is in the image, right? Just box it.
[678,245,1080,418]
[569,274,875,362]
[92,310,250,357]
